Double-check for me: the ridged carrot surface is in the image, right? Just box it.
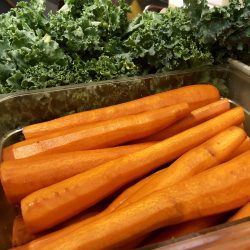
[17,150,250,250]
[23,84,220,139]
[12,215,36,247]
[1,142,155,203]
[3,103,189,160]
[139,99,230,142]
[11,204,105,247]
[117,126,246,208]
[228,137,250,160]
[20,107,244,234]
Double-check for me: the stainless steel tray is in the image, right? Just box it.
[0,65,250,250]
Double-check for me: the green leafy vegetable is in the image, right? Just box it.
[0,0,249,94]
[184,0,250,63]
[125,8,213,73]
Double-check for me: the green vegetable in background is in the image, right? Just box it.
[185,0,250,63]
[0,0,249,94]
[124,8,213,73]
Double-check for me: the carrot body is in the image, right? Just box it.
[59,170,165,230]
[11,205,105,247]
[12,215,36,247]
[21,107,245,234]
[143,214,225,246]
[87,125,246,228]
[23,84,220,139]
[18,150,250,250]
[228,137,250,160]
[106,170,163,213]
[228,202,250,222]
[139,99,230,142]
[3,103,189,161]
[1,142,154,203]
[117,126,246,209]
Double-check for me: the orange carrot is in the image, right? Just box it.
[62,170,165,229]
[20,107,245,234]
[23,84,220,139]
[3,103,189,161]
[83,125,245,229]
[11,204,105,247]
[12,215,36,247]
[17,150,250,250]
[116,126,247,209]
[1,142,155,203]
[228,137,250,160]
[228,202,250,222]
[112,125,245,248]
[143,214,225,246]
[106,170,164,213]
[138,99,230,142]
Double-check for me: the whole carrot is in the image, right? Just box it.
[3,103,189,161]
[17,150,250,250]
[117,126,247,209]
[1,142,155,203]
[21,107,245,234]
[23,84,220,139]
[138,99,230,142]
[228,202,250,222]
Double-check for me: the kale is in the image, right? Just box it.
[184,0,250,63]
[0,0,249,94]
[124,9,213,73]
[0,0,68,92]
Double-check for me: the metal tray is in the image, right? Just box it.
[0,65,250,250]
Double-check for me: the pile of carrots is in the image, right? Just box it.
[1,84,250,250]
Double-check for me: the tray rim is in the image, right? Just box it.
[1,64,249,102]
[1,64,250,250]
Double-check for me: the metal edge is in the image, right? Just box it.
[0,65,231,102]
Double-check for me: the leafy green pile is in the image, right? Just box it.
[185,0,250,63]
[0,0,249,94]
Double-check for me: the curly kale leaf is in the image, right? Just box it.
[184,0,250,63]
[125,9,212,73]
[87,54,139,80]
[49,0,130,56]
[2,53,138,93]
[0,0,68,93]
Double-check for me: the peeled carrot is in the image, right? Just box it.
[3,103,189,161]
[143,214,225,246]
[117,126,247,209]
[111,125,245,248]
[18,150,250,250]
[1,142,155,203]
[11,204,105,247]
[82,125,246,228]
[106,170,164,213]
[12,215,36,247]
[21,107,245,234]
[228,137,250,160]
[228,202,250,222]
[23,84,220,139]
[138,99,230,142]
[61,170,166,229]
